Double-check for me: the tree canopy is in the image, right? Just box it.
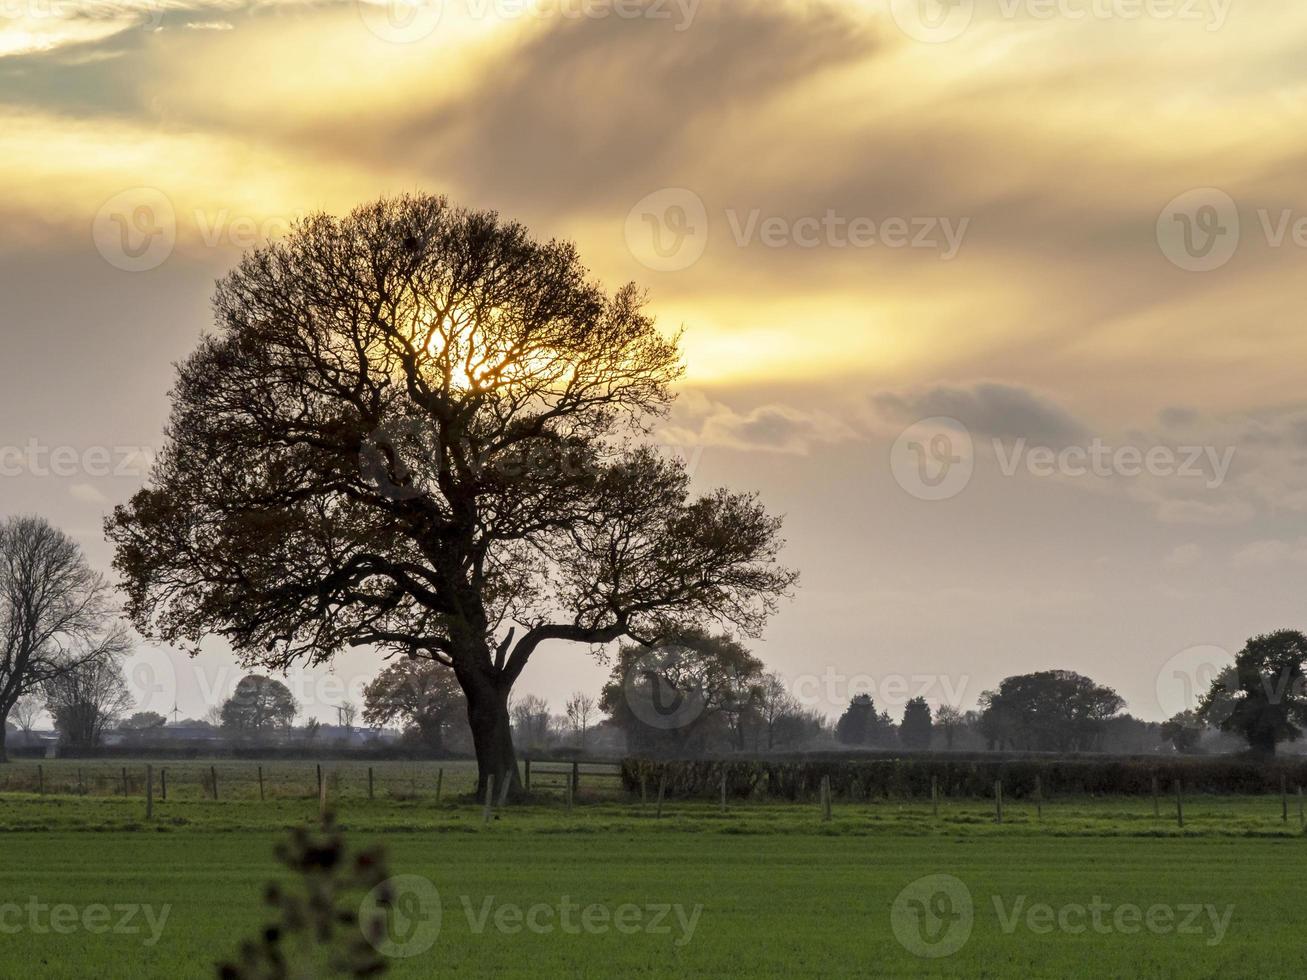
[106,195,795,791]
[220,674,298,733]
[1198,629,1307,756]
[978,670,1123,752]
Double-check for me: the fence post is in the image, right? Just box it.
[821,776,832,823]
[566,771,574,812]
[483,775,495,825]
[316,764,322,800]
[1152,774,1159,818]
[524,759,531,792]
[994,779,1003,824]
[146,765,154,821]
[319,768,328,821]
[257,766,264,802]
[37,765,43,797]
[368,767,374,801]
[498,772,512,808]
[571,761,580,797]
[1174,779,1183,828]
[211,765,219,801]
[1282,774,1288,824]
[436,768,443,802]
[640,772,647,807]
[161,768,167,801]
[1035,775,1043,821]
[720,770,727,814]
[121,767,129,797]
[656,770,666,819]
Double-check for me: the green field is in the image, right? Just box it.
[2,761,1306,978]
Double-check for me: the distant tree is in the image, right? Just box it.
[564,692,596,750]
[363,660,466,753]
[600,631,765,756]
[339,701,358,732]
[1158,711,1203,753]
[899,697,933,750]
[934,705,964,750]
[835,694,895,747]
[756,673,801,751]
[220,675,298,733]
[10,695,43,736]
[303,718,322,741]
[836,695,872,745]
[105,194,796,797]
[0,516,130,761]
[120,711,167,731]
[1198,630,1307,757]
[511,695,552,751]
[43,657,133,749]
[770,706,826,749]
[979,671,1123,752]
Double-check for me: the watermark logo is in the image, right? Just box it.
[891,874,974,958]
[889,0,974,43]
[356,0,444,42]
[622,647,709,731]
[124,647,180,716]
[1155,644,1232,719]
[890,417,974,501]
[1157,187,1240,272]
[625,190,969,270]
[361,875,442,958]
[92,188,176,273]
[625,188,709,272]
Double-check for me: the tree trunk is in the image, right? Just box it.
[464,675,521,800]
[0,722,7,763]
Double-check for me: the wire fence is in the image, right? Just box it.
[0,758,625,803]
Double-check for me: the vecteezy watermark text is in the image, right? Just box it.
[361,875,703,958]
[0,899,171,947]
[624,189,969,271]
[890,417,1235,501]
[0,441,154,479]
[889,0,1232,44]
[891,875,1233,959]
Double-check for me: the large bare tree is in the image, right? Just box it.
[0,515,129,762]
[106,194,796,794]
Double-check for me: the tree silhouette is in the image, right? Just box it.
[0,516,129,761]
[1198,630,1307,757]
[106,194,795,794]
[899,696,933,750]
[362,659,465,753]
[221,675,298,733]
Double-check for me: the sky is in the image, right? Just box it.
[3,0,1307,725]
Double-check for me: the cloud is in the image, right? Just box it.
[69,481,110,505]
[1162,543,1203,569]
[661,390,857,455]
[871,381,1088,446]
[1158,406,1198,428]
[1231,538,1307,568]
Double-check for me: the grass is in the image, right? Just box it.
[1,830,1305,978]
[2,761,1306,977]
